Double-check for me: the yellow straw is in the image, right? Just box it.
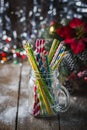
[52,52,66,70]
[24,43,39,72]
[36,80,52,114]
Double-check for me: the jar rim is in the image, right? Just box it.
[33,69,57,74]
[31,69,59,80]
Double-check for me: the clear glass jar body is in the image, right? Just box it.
[28,70,70,117]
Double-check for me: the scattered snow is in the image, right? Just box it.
[0,107,17,124]
[18,102,29,120]
[0,95,9,104]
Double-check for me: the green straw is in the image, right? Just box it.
[37,87,47,115]
[48,39,60,64]
[45,55,52,87]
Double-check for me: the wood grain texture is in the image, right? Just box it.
[17,62,59,130]
[59,89,87,130]
[0,63,21,130]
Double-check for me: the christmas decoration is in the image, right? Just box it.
[52,17,87,92]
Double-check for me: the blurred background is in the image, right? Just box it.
[0,0,87,64]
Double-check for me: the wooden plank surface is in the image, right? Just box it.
[59,89,87,130]
[1,62,87,130]
[0,63,21,130]
[17,62,60,130]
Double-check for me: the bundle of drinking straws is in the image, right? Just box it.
[24,39,66,116]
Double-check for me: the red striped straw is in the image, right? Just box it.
[35,39,48,70]
[40,39,45,53]
[33,85,40,116]
[35,39,40,53]
[35,39,45,54]
[42,50,48,70]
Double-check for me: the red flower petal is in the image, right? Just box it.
[82,38,87,42]
[71,39,85,54]
[56,26,74,39]
[65,38,75,44]
[70,40,77,53]
[69,18,84,29]
[84,23,87,32]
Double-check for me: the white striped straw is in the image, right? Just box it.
[50,41,64,67]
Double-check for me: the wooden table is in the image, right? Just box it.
[0,62,87,130]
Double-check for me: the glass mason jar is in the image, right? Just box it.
[28,69,70,117]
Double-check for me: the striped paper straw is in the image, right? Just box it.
[51,46,66,68]
[48,39,60,64]
[36,53,46,75]
[55,46,65,61]
[50,41,64,67]
[52,52,66,70]
[41,50,48,70]
[35,39,48,70]
[40,39,45,53]
[36,53,48,85]
[35,39,45,54]
[33,85,40,116]
[35,39,47,68]
[35,39,40,53]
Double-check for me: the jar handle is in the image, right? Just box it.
[51,84,70,112]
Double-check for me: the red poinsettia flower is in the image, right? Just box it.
[56,26,74,40]
[56,18,87,54]
[69,18,84,28]
[66,38,86,54]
